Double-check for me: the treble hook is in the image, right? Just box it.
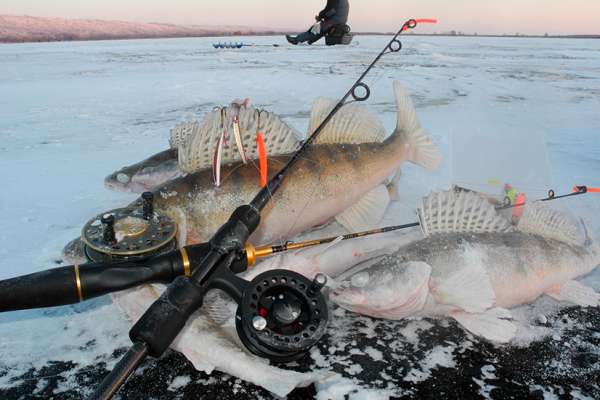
[255,109,270,132]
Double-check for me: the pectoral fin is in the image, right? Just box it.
[386,168,402,201]
[335,185,390,232]
[430,261,495,313]
[452,307,516,343]
[545,280,599,307]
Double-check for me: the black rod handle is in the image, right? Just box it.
[0,241,254,313]
[0,265,80,311]
[0,246,198,312]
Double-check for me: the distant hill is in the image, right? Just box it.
[0,15,287,43]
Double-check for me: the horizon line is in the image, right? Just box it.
[1,14,599,40]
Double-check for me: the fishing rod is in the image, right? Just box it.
[495,184,590,210]
[0,184,590,313]
[88,18,434,400]
[0,222,422,313]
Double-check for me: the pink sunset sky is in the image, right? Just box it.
[2,0,599,35]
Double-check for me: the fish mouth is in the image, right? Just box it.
[329,288,366,313]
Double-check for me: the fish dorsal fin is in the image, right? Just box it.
[417,190,513,237]
[170,120,199,148]
[177,103,301,174]
[309,97,387,145]
[517,202,584,246]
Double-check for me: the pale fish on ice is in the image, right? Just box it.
[330,190,600,343]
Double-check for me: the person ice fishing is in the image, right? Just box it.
[286,0,350,45]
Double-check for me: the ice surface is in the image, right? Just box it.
[0,34,599,398]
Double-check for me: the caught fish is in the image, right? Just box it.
[145,81,440,246]
[331,190,600,343]
[104,148,182,193]
[104,100,300,192]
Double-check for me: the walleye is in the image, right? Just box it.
[104,148,181,193]
[331,190,600,343]
[104,100,300,192]
[146,81,440,246]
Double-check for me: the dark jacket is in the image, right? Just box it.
[318,0,349,25]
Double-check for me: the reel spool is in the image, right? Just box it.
[235,270,329,362]
[81,192,178,263]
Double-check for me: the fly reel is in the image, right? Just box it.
[81,192,178,263]
[235,270,329,362]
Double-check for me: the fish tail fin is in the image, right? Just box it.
[392,81,441,170]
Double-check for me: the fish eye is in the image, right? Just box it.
[117,173,130,183]
[350,271,370,288]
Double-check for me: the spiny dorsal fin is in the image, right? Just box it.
[308,97,387,144]
[170,120,199,149]
[176,103,301,174]
[418,190,514,237]
[517,202,584,246]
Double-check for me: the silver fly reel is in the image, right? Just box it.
[81,192,178,263]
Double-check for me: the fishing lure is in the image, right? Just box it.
[255,110,268,188]
[211,107,228,186]
[233,115,248,164]
[212,131,224,187]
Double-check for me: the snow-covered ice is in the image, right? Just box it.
[0,34,599,398]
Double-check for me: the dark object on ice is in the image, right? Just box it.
[286,0,352,45]
[213,42,245,49]
[213,42,281,49]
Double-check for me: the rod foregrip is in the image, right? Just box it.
[129,274,205,357]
